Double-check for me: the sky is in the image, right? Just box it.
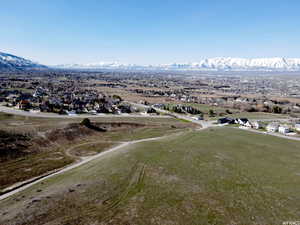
[1,0,300,65]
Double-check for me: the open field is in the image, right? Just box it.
[0,112,187,132]
[162,102,291,120]
[2,127,300,225]
[185,103,292,120]
[185,103,239,114]
[164,102,238,115]
[0,112,194,192]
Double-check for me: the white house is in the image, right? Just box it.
[266,123,279,132]
[236,118,249,126]
[295,124,300,132]
[245,121,252,128]
[278,125,290,134]
[252,121,263,129]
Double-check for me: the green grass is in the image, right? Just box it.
[207,111,290,120]
[2,127,300,225]
[165,102,237,115]
[106,127,186,141]
[186,103,239,114]
[176,118,192,123]
[161,103,291,120]
[226,112,290,119]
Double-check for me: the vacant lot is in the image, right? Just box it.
[1,127,300,225]
[0,113,193,191]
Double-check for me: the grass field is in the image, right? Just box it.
[221,111,290,120]
[162,103,290,120]
[186,103,239,114]
[0,112,185,132]
[2,127,300,225]
[0,112,193,191]
[165,102,238,115]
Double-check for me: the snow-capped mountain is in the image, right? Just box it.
[181,57,300,71]
[0,52,46,71]
[56,62,147,70]
[57,57,300,71]
[2,52,300,72]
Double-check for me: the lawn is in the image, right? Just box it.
[2,127,300,225]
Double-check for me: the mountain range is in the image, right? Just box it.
[57,57,300,71]
[2,51,300,72]
[0,52,46,71]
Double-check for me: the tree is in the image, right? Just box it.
[272,105,282,114]
[208,109,215,117]
[80,118,106,132]
[81,118,91,127]
[112,95,123,101]
[225,109,232,114]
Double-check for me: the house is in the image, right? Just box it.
[147,107,157,114]
[218,117,235,124]
[244,120,252,128]
[236,118,249,126]
[18,100,31,110]
[295,124,300,132]
[266,123,279,132]
[252,121,263,129]
[278,125,290,134]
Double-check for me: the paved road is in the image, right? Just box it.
[0,134,181,201]
[0,106,170,119]
[237,127,300,141]
[254,118,295,122]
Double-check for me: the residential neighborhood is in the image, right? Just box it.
[0,77,137,115]
[218,117,300,136]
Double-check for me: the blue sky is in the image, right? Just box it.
[1,0,300,65]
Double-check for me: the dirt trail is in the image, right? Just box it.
[65,140,122,159]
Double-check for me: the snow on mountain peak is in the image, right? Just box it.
[56,57,300,71]
[0,51,46,70]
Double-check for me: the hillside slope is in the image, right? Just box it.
[0,52,46,71]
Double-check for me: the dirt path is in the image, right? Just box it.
[0,132,183,201]
[65,140,122,159]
